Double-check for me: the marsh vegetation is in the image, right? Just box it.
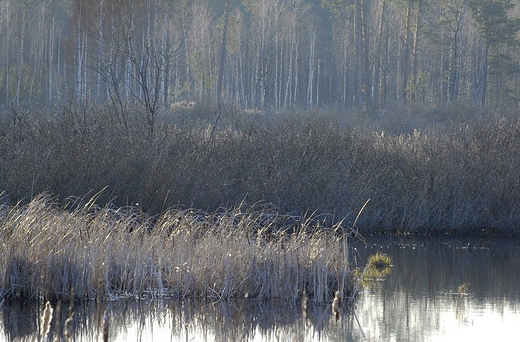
[3,236,519,341]
[1,104,519,235]
[1,102,519,324]
[0,195,355,304]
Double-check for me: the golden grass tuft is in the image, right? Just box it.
[353,251,394,282]
[367,251,393,270]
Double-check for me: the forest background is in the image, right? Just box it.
[1,0,520,235]
[1,0,520,110]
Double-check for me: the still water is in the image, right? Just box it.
[2,237,520,341]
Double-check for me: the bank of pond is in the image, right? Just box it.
[1,196,381,304]
[2,234,520,341]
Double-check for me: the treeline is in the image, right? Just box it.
[0,0,519,111]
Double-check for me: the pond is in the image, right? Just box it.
[2,236,520,341]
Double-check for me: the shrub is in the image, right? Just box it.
[0,104,519,235]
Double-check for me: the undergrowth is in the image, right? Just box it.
[0,103,519,235]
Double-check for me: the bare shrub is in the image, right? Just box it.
[0,104,519,234]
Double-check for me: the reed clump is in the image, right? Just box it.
[0,195,357,304]
[367,251,393,270]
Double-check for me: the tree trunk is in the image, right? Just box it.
[402,3,412,102]
[307,30,315,107]
[410,0,422,103]
[217,0,231,103]
[359,0,370,103]
[375,0,386,106]
[481,39,489,107]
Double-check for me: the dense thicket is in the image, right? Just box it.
[0,0,519,110]
[2,104,520,235]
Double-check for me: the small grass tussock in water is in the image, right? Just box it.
[367,251,393,270]
[354,251,393,281]
[0,194,359,304]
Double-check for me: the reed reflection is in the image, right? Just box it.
[0,297,360,341]
[1,237,519,341]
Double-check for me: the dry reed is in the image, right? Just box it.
[0,196,356,303]
[41,301,53,340]
[0,103,519,236]
[102,311,109,342]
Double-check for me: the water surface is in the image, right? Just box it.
[2,237,520,341]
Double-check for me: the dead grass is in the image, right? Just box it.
[0,104,519,235]
[0,195,356,303]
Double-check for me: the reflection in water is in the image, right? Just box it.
[0,296,355,341]
[354,237,520,341]
[1,237,520,341]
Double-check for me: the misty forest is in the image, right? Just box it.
[1,0,520,236]
[1,0,520,109]
[2,1,520,336]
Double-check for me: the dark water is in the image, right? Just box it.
[2,237,520,341]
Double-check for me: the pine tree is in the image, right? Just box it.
[468,0,520,105]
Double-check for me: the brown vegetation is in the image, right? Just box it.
[0,195,353,303]
[0,104,519,235]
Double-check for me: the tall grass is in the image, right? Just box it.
[0,103,519,234]
[0,195,353,303]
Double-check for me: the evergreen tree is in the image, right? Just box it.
[468,0,520,105]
